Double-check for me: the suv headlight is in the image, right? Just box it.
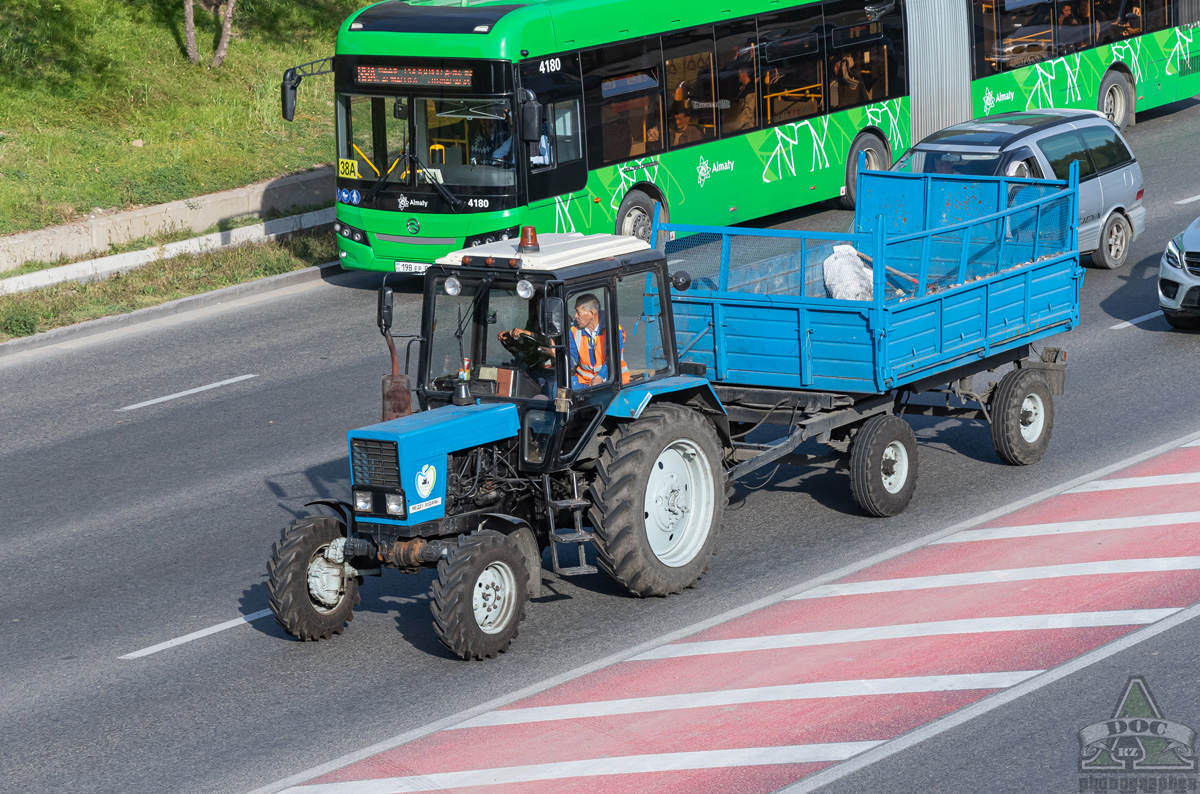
[465,225,519,248]
[1165,239,1182,269]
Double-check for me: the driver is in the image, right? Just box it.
[568,293,629,388]
[498,297,555,396]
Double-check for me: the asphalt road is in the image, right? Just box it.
[4,97,1200,794]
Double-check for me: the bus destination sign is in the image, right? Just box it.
[355,66,473,87]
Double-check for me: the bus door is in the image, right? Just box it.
[518,54,588,212]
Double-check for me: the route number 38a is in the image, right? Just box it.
[338,158,360,179]
[538,58,562,73]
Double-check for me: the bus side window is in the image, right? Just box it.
[758,7,826,125]
[663,27,718,145]
[582,42,665,167]
[716,19,761,137]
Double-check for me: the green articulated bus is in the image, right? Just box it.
[280,0,1200,274]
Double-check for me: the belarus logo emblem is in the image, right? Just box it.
[415,464,437,499]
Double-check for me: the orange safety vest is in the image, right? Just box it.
[570,324,630,386]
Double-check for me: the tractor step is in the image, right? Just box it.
[549,528,597,576]
[549,498,591,510]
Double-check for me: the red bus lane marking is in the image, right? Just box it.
[274,439,1200,794]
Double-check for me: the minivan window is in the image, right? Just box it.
[1037,131,1097,180]
[1078,125,1133,172]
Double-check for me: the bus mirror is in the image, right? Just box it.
[521,102,543,142]
[393,99,407,120]
[281,68,299,122]
[671,270,692,291]
[539,296,564,337]
[378,286,394,332]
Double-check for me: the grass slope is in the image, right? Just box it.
[0,0,361,237]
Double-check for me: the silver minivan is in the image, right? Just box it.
[892,109,1146,269]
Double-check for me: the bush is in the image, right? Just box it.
[1,303,39,337]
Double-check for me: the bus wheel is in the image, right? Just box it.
[839,133,890,210]
[616,190,660,242]
[589,404,726,597]
[849,415,918,517]
[1099,72,1133,131]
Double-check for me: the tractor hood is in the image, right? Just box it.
[348,402,520,526]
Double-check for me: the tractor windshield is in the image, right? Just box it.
[426,275,557,401]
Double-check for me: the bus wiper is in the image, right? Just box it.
[363,152,465,212]
[410,151,466,212]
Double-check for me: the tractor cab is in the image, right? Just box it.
[416,229,680,472]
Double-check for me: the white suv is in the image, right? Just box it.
[1158,218,1200,329]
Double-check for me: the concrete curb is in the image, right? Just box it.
[0,208,336,296]
[0,167,335,273]
[0,261,343,360]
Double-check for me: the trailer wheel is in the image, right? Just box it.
[589,404,726,597]
[267,515,360,641]
[990,368,1054,465]
[431,530,529,660]
[849,415,918,517]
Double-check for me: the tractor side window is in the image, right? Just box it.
[567,287,624,389]
[616,272,673,382]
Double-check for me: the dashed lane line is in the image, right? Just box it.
[120,609,272,660]
[116,373,258,412]
[1110,311,1163,330]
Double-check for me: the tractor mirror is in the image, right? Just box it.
[377,286,394,332]
[671,270,692,291]
[539,296,564,337]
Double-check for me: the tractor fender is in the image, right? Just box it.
[477,513,543,599]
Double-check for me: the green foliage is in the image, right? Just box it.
[0,228,337,342]
[0,303,39,337]
[0,0,364,236]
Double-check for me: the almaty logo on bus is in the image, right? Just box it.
[983,87,1016,114]
[697,156,734,187]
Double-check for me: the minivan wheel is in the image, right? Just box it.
[1091,212,1132,269]
[1099,72,1133,131]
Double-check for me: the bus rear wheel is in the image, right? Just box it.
[839,133,890,210]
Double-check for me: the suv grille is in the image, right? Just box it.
[351,438,400,488]
[1187,252,1200,277]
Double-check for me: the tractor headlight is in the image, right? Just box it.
[516,279,534,299]
[385,493,406,516]
[444,276,462,296]
[353,490,373,512]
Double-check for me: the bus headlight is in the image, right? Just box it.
[336,222,372,247]
[444,276,462,296]
[464,225,519,248]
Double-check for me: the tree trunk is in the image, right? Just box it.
[183,0,199,64]
[210,0,236,68]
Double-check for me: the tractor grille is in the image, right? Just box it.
[1186,252,1200,277]
[351,438,400,488]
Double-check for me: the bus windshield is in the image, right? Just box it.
[338,93,516,191]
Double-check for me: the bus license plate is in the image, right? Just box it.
[394,261,428,273]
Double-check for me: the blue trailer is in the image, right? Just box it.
[266,166,1081,660]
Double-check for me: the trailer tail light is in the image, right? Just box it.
[1136,188,1144,202]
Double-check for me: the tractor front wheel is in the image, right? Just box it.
[267,516,360,641]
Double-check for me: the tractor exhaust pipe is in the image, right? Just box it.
[378,285,415,421]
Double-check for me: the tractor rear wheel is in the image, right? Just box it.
[589,404,726,597]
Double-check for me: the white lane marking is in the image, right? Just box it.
[1175,193,1200,205]
[630,609,1180,661]
[116,374,258,412]
[777,601,1200,794]
[449,672,1040,730]
[249,427,1200,794]
[283,742,885,794]
[790,557,1200,599]
[120,609,272,659]
[1110,311,1163,330]
[935,510,1200,544]
[1068,471,1200,492]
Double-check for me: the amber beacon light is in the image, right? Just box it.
[517,225,540,253]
